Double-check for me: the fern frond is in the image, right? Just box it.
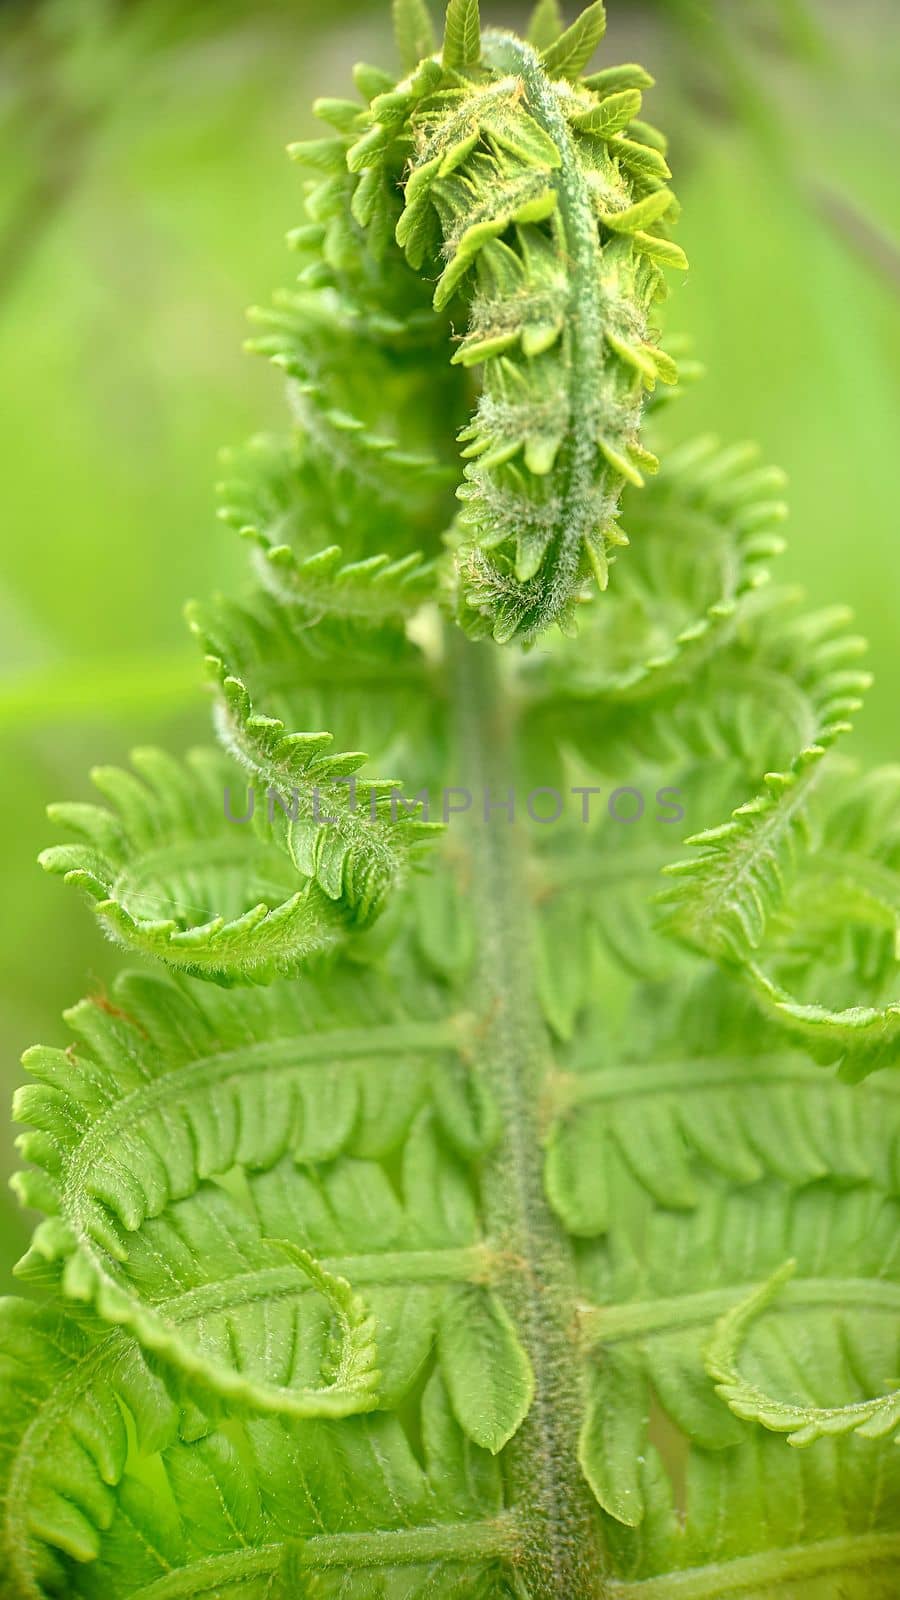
[241,197,460,607]
[522,435,788,702]
[0,1299,179,1593]
[247,289,454,507]
[723,766,900,1080]
[14,1171,382,1424]
[526,593,868,784]
[543,1012,900,1231]
[187,594,442,926]
[706,1260,900,1446]
[575,1159,900,1536]
[515,596,867,1011]
[12,964,454,1188]
[748,970,900,1085]
[39,748,348,983]
[595,1434,900,1595]
[660,751,900,1078]
[658,604,869,930]
[187,589,430,768]
[0,1299,516,1600]
[219,433,438,622]
[7,6,900,1598]
[10,965,535,1438]
[339,13,683,641]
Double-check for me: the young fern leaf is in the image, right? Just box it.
[340,6,684,640]
[542,984,900,1228]
[15,1172,386,1425]
[187,595,441,925]
[658,656,900,1079]
[705,1260,900,1446]
[658,658,862,960]
[730,767,900,1080]
[576,1166,900,1546]
[39,748,349,982]
[0,1301,180,1591]
[520,435,788,702]
[218,434,438,622]
[4,5,900,1600]
[0,1298,514,1599]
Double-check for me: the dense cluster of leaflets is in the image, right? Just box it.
[2,2,899,1597]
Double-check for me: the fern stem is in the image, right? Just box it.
[156,1251,487,1319]
[606,1531,900,1598]
[450,626,603,1597]
[580,1276,900,1345]
[128,1517,520,1598]
[480,30,612,628]
[549,1053,826,1110]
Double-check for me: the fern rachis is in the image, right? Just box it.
[2,3,899,1598]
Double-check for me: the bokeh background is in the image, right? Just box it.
[1,0,897,1281]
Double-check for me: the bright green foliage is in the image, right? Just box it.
[339,0,683,640]
[2,5,899,1599]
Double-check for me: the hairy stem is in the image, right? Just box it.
[451,627,603,1598]
[483,31,611,624]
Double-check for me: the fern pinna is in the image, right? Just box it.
[3,3,899,1597]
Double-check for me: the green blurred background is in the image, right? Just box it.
[1,0,897,1280]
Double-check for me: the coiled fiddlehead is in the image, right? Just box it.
[304,0,686,642]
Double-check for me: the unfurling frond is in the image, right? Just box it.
[39,748,348,982]
[11,967,464,1418]
[332,12,685,642]
[219,434,438,622]
[705,1260,900,1446]
[0,1298,514,1599]
[659,701,900,1080]
[187,594,442,927]
[5,5,899,1600]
